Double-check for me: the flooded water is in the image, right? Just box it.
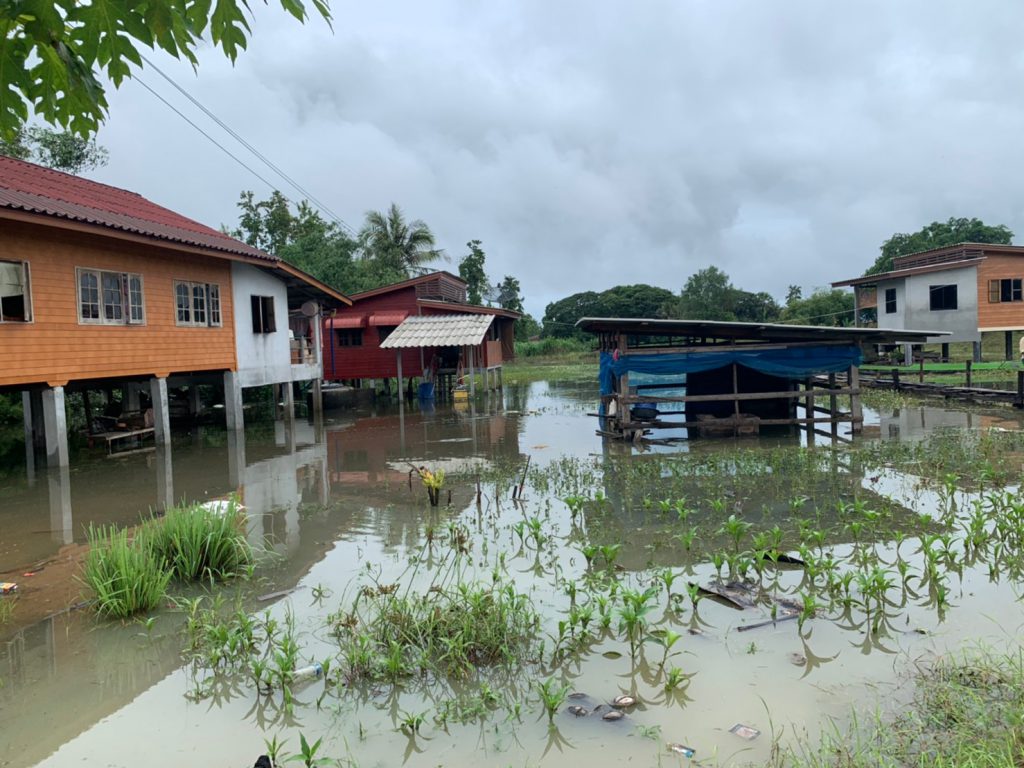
[3,379,1024,768]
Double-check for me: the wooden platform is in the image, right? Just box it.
[94,428,155,455]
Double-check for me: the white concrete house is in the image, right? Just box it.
[833,243,1024,361]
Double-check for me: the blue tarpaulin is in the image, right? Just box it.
[599,345,862,395]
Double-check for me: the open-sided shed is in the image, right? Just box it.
[576,317,942,441]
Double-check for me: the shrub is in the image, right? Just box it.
[514,337,592,359]
[82,524,171,618]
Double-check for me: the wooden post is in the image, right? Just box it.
[828,373,838,438]
[1017,370,1024,409]
[732,363,740,434]
[1006,331,1013,362]
[892,367,901,391]
[918,357,924,384]
[965,359,972,389]
[803,378,814,437]
[849,365,863,434]
[468,345,476,398]
[82,389,94,435]
[942,342,950,362]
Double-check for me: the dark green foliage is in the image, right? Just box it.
[0,393,21,426]
[82,525,171,619]
[865,217,1013,276]
[541,284,677,338]
[458,240,489,305]
[0,127,108,173]
[357,202,442,276]
[496,275,524,314]
[780,288,855,326]
[1,0,330,138]
[678,265,736,320]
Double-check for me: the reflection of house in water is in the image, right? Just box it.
[325,400,523,490]
[0,420,329,768]
[876,405,1024,441]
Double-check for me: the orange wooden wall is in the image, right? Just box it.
[978,255,1024,330]
[0,220,237,388]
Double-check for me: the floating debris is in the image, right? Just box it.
[691,581,757,610]
[729,723,761,740]
[602,710,625,721]
[568,691,589,700]
[789,653,808,667]
[760,551,806,567]
[667,743,695,758]
[566,705,589,717]
[611,695,636,709]
[256,588,295,602]
[0,583,16,594]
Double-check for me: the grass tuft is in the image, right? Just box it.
[82,524,171,619]
[144,499,252,582]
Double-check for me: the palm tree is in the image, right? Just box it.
[358,203,443,276]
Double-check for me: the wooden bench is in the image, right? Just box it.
[97,428,155,455]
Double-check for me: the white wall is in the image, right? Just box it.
[875,266,979,344]
[230,263,292,387]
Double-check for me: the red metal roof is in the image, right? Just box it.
[368,311,410,326]
[326,314,366,328]
[0,155,273,262]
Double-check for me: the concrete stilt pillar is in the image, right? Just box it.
[281,381,295,423]
[22,391,36,480]
[150,377,171,448]
[973,341,983,363]
[226,427,246,489]
[41,386,69,468]
[124,382,141,412]
[47,464,72,544]
[902,343,914,366]
[224,372,243,431]
[155,444,174,511]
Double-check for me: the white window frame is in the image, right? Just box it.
[0,260,32,323]
[174,280,223,328]
[77,267,145,325]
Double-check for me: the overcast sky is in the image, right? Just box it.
[87,1,1024,318]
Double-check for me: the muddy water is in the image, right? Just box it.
[2,383,1024,768]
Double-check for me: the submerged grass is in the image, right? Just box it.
[81,499,254,618]
[144,500,253,583]
[82,524,171,619]
[787,648,1024,767]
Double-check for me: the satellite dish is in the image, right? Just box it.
[300,301,319,317]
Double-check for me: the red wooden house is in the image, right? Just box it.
[323,272,518,390]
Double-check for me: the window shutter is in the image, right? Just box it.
[264,296,276,332]
[990,280,1000,303]
[251,295,262,332]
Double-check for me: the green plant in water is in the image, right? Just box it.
[417,467,445,507]
[399,710,427,735]
[263,734,286,766]
[719,513,752,552]
[599,543,621,568]
[664,665,688,692]
[286,732,329,767]
[81,523,171,618]
[143,499,253,583]
[536,677,570,722]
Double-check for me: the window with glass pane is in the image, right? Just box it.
[176,282,191,323]
[128,276,144,323]
[192,284,207,325]
[208,285,221,326]
[102,272,123,321]
[80,271,100,320]
[0,261,31,322]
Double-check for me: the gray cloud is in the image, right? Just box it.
[91,0,1024,317]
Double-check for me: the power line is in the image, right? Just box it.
[136,55,357,236]
[133,76,280,192]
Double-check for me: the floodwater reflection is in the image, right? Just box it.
[4,384,1024,768]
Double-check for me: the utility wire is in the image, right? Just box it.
[134,76,280,192]
[137,54,357,236]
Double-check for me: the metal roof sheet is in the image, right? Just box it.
[0,156,272,261]
[380,314,495,348]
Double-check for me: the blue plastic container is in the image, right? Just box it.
[418,382,435,400]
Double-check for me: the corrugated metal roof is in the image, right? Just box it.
[380,314,494,348]
[0,156,273,261]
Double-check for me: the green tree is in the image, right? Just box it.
[358,203,442,277]
[785,285,803,306]
[496,275,524,314]
[678,266,736,320]
[733,290,781,323]
[1,126,108,173]
[228,190,371,294]
[541,284,677,338]
[459,240,489,305]
[865,217,1013,276]
[779,288,854,327]
[0,0,331,139]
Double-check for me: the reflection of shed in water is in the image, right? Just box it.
[576,318,939,441]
